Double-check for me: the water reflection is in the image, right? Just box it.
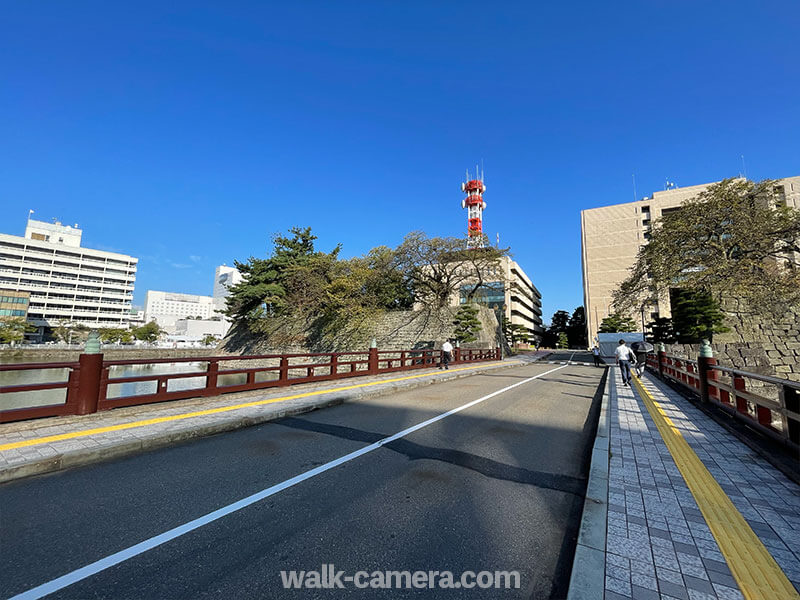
[0,361,217,410]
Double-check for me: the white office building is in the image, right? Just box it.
[0,218,137,334]
[212,265,242,316]
[144,290,214,332]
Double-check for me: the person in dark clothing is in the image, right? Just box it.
[592,345,601,367]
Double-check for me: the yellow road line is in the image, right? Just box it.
[631,375,800,600]
[0,361,523,452]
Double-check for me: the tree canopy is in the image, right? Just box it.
[132,321,163,342]
[0,317,35,344]
[598,312,637,333]
[452,304,482,343]
[223,228,510,349]
[393,231,509,310]
[613,178,800,316]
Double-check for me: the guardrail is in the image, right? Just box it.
[0,346,502,423]
[646,350,800,452]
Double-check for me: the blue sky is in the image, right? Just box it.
[2,1,799,324]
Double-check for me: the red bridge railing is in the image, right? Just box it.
[646,350,800,453]
[0,346,502,423]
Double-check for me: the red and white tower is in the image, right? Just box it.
[460,169,487,248]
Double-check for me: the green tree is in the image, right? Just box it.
[550,310,570,333]
[613,178,800,316]
[557,332,569,349]
[98,328,134,344]
[225,227,341,322]
[51,321,90,344]
[0,317,35,344]
[540,309,570,348]
[669,289,729,343]
[201,334,218,346]
[132,321,163,342]
[452,304,482,343]
[567,306,588,348]
[502,316,528,346]
[646,317,676,344]
[598,312,638,333]
[393,231,509,310]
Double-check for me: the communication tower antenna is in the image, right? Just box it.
[460,167,487,249]
[632,174,638,202]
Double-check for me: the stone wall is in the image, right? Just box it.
[222,307,507,356]
[662,301,800,385]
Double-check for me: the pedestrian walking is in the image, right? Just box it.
[592,345,601,367]
[615,339,636,386]
[440,339,453,370]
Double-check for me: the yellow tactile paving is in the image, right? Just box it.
[0,361,522,453]
[631,375,800,600]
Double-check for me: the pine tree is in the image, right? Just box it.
[670,289,729,343]
[452,304,482,343]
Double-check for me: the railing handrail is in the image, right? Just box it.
[0,346,503,424]
[647,350,800,391]
[709,364,800,391]
[646,349,799,452]
[0,361,80,371]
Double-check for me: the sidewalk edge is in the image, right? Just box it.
[567,366,612,600]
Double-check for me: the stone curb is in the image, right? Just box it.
[0,356,552,484]
[566,366,612,600]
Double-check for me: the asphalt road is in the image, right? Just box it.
[0,351,606,599]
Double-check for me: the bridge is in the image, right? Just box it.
[0,349,798,599]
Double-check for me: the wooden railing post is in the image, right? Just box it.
[330,353,338,376]
[205,360,219,396]
[697,340,715,404]
[75,352,103,415]
[279,356,289,385]
[733,375,748,415]
[657,345,665,380]
[368,340,379,375]
[781,385,799,446]
[495,346,501,360]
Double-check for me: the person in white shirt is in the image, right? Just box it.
[440,340,454,370]
[592,345,601,367]
[615,339,636,386]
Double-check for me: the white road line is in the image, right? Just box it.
[11,363,571,600]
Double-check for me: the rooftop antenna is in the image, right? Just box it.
[27,209,34,222]
[632,174,638,202]
[496,232,500,248]
[741,155,748,179]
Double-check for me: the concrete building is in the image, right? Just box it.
[0,218,137,335]
[581,176,800,344]
[454,256,544,343]
[174,318,228,339]
[144,290,215,332]
[212,265,242,316]
[0,289,30,319]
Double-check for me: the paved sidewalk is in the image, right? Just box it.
[0,356,546,483]
[605,368,800,600]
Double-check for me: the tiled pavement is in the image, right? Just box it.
[605,367,800,600]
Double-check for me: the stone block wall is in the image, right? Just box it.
[661,303,800,400]
[222,306,507,356]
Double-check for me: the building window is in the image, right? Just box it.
[643,232,652,240]
[640,205,650,213]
